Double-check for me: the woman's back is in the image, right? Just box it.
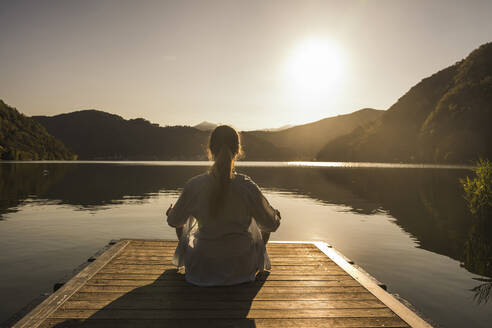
[167,172,280,286]
[169,172,279,237]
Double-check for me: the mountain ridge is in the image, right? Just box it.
[249,108,384,160]
[193,121,218,131]
[317,42,492,163]
[32,110,293,160]
[32,108,383,161]
[0,100,75,160]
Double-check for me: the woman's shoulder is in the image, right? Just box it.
[233,172,252,182]
[233,173,261,190]
[184,172,211,189]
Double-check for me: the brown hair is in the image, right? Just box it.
[208,125,242,216]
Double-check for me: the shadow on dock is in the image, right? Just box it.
[51,269,269,327]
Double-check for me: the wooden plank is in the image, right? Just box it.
[112,255,333,261]
[84,279,361,287]
[69,291,379,302]
[123,246,320,250]
[102,263,343,270]
[96,266,346,276]
[118,251,324,257]
[117,252,329,258]
[313,242,432,328]
[120,247,323,256]
[127,241,317,248]
[127,240,178,244]
[91,273,353,281]
[39,317,410,328]
[123,245,318,250]
[125,246,318,251]
[97,267,348,275]
[12,240,130,328]
[267,244,318,248]
[108,259,334,265]
[50,307,397,319]
[113,255,332,261]
[60,299,387,310]
[88,275,355,282]
[78,285,369,294]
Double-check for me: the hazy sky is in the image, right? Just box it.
[1,0,491,130]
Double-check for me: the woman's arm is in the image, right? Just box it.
[166,181,194,228]
[261,231,270,244]
[166,201,188,241]
[166,204,183,240]
[261,210,281,244]
[175,226,184,240]
[245,178,281,233]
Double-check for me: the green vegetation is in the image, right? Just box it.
[462,158,492,217]
[318,42,492,163]
[461,159,492,303]
[0,100,76,160]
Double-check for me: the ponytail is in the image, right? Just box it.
[208,125,241,216]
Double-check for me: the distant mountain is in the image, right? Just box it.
[195,121,294,133]
[318,42,492,163]
[248,108,383,160]
[0,100,75,160]
[33,110,291,161]
[193,121,218,131]
[255,124,294,132]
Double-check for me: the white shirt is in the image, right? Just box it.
[167,172,281,286]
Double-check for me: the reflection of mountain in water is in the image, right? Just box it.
[246,167,474,260]
[0,164,207,214]
[41,165,207,208]
[463,215,492,304]
[0,163,70,217]
[1,163,486,279]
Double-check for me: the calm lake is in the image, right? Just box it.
[0,161,491,327]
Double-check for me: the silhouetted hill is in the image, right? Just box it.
[33,110,208,160]
[256,124,293,132]
[193,121,218,131]
[0,100,75,160]
[33,108,385,161]
[33,110,292,160]
[318,42,492,163]
[249,108,383,160]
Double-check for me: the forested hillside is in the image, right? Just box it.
[249,108,383,160]
[33,107,383,161]
[0,100,75,160]
[33,110,292,160]
[34,110,207,160]
[318,42,492,163]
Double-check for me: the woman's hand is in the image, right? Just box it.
[165,204,173,216]
[261,231,271,245]
[275,209,281,220]
[176,226,184,241]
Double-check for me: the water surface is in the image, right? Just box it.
[0,161,490,327]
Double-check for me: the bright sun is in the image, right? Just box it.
[286,39,345,98]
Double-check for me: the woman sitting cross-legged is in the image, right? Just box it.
[166,125,281,286]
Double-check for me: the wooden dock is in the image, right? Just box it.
[13,239,431,327]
